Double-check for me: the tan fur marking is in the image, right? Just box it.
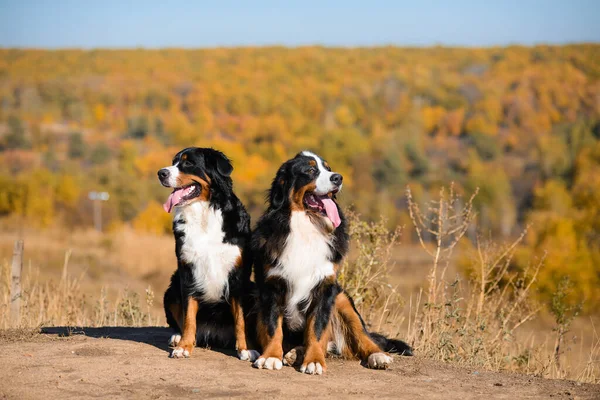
[302,314,330,371]
[234,255,243,269]
[334,292,383,361]
[290,182,317,211]
[177,297,199,355]
[169,302,183,332]
[175,173,211,202]
[231,297,248,352]
[257,315,284,360]
[309,160,316,167]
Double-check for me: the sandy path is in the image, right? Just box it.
[0,327,597,399]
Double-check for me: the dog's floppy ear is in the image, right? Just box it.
[215,151,233,177]
[269,167,288,211]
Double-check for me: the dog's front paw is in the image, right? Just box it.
[300,361,324,375]
[168,334,181,348]
[367,352,393,369]
[170,346,191,359]
[238,349,260,362]
[253,356,283,370]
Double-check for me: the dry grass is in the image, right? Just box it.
[0,250,162,329]
[340,184,599,384]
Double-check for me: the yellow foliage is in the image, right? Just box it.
[55,175,80,207]
[132,201,172,235]
[93,103,106,122]
[421,106,445,133]
[524,214,599,309]
[334,105,356,127]
[465,113,497,136]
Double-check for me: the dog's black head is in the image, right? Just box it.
[269,150,343,229]
[158,147,233,212]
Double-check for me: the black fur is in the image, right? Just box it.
[258,276,287,337]
[161,147,256,350]
[309,281,341,341]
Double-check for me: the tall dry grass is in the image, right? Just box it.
[340,184,599,384]
[0,250,161,329]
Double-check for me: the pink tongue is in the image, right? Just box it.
[321,198,341,228]
[163,188,186,213]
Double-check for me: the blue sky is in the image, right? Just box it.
[0,0,598,48]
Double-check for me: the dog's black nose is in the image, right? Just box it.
[158,169,170,180]
[330,173,343,186]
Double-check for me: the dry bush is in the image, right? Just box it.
[0,251,160,329]
[343,184,598,384]
[401,184,599,383]
[338,210,405,336]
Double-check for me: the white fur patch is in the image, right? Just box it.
[238,349,260,362]
[268,211,335,330]
[301,151,342,195]
[163,164,181,187]
[168,334,181,347]
[300,362,323,375]
[367,352,393,369]
[253,357,283,370]
[327,314,345,356]
[170,347,189,358]
[174,201,241,303]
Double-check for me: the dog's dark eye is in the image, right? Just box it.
[308,167,317,175]
[182,160,192,168]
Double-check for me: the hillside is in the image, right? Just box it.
[1,45,600,309]
[0,327,598,399]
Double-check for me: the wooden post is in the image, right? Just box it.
[10,240,24,327]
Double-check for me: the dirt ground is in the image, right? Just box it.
[0,327,597,400]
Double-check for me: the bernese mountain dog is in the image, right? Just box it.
[251,150,412,375]
[158,147,259,362]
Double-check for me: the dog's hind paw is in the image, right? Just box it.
[238,349,260,362]
[283,346,305,367]
[168,334,181,348]
[367,352,393,369]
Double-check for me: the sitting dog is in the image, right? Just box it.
[159,147,258,362]
[251,151,412,375]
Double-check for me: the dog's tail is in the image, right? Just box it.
[368,332,413,356]
[329,290,413,358]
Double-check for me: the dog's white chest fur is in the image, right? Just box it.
[174,201,240,303]
[268,211,335,330]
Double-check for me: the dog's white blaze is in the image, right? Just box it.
[301,150,342,196]
[174,201,241,303]
[268,211,335,330]
[163,163,181,187]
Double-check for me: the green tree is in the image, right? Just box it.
[68,132,86,159]
[3,115,30,149]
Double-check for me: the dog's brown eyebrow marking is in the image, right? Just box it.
[309,160,316,167]
[181,154,188,161]
[323,161,330,169]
